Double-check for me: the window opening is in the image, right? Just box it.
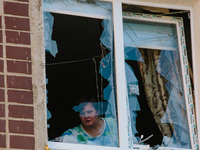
[43,0,119,148]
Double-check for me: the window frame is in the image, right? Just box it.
[40,0,199,150]
[122,12,198,150]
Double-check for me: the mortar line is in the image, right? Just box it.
[1,0,10,149]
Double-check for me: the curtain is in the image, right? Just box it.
[138,48,174,138]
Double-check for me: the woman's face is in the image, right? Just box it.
[79,102,99,127]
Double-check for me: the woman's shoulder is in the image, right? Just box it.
[104,117,118,132]
[62,124,90,144]
[62,124,83,136]
[104,117,117,124]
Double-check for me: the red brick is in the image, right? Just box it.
[10,135,34,149]
[7,75,32,90]
[0,134,6,148]
[6,31,30,45]
[6,46,31,60]
[0,119,6,132]
[0,30,2,43]
[0,104,5,117]
[9,120,34,134]
[0,48,2,58]
[0,60,3,72]
[4,2,29,17]
[5,17,30,31]
[0,75,4,87]
[9,105,33,119]
[0,45,2,57]
[7,60,32,74]
[8,90,33,104]
[0,16,2,28]
[0,89,5,102]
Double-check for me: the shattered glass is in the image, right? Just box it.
[43,0,119,147]
[123,18,191,149]
[43,0,194,149]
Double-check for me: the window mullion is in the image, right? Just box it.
[113,0,129,149]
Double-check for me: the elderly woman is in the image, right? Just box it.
[55,96,118,147]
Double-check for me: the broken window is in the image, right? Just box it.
[43,0,119,148]
[43,0,198,150]
[123,11,198,149]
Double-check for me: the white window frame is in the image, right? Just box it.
[122,12,198,150]
[42,0,199,150]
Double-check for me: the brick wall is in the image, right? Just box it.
[0,0,35,149]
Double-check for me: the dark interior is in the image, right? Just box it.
[46,13,105,139]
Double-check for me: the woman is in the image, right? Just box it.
[55,96,118,147]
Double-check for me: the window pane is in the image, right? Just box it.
[43,0,119,147]
[123,17,192,149]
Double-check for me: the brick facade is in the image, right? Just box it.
[0,0,200,150]
[0,0,35,149]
